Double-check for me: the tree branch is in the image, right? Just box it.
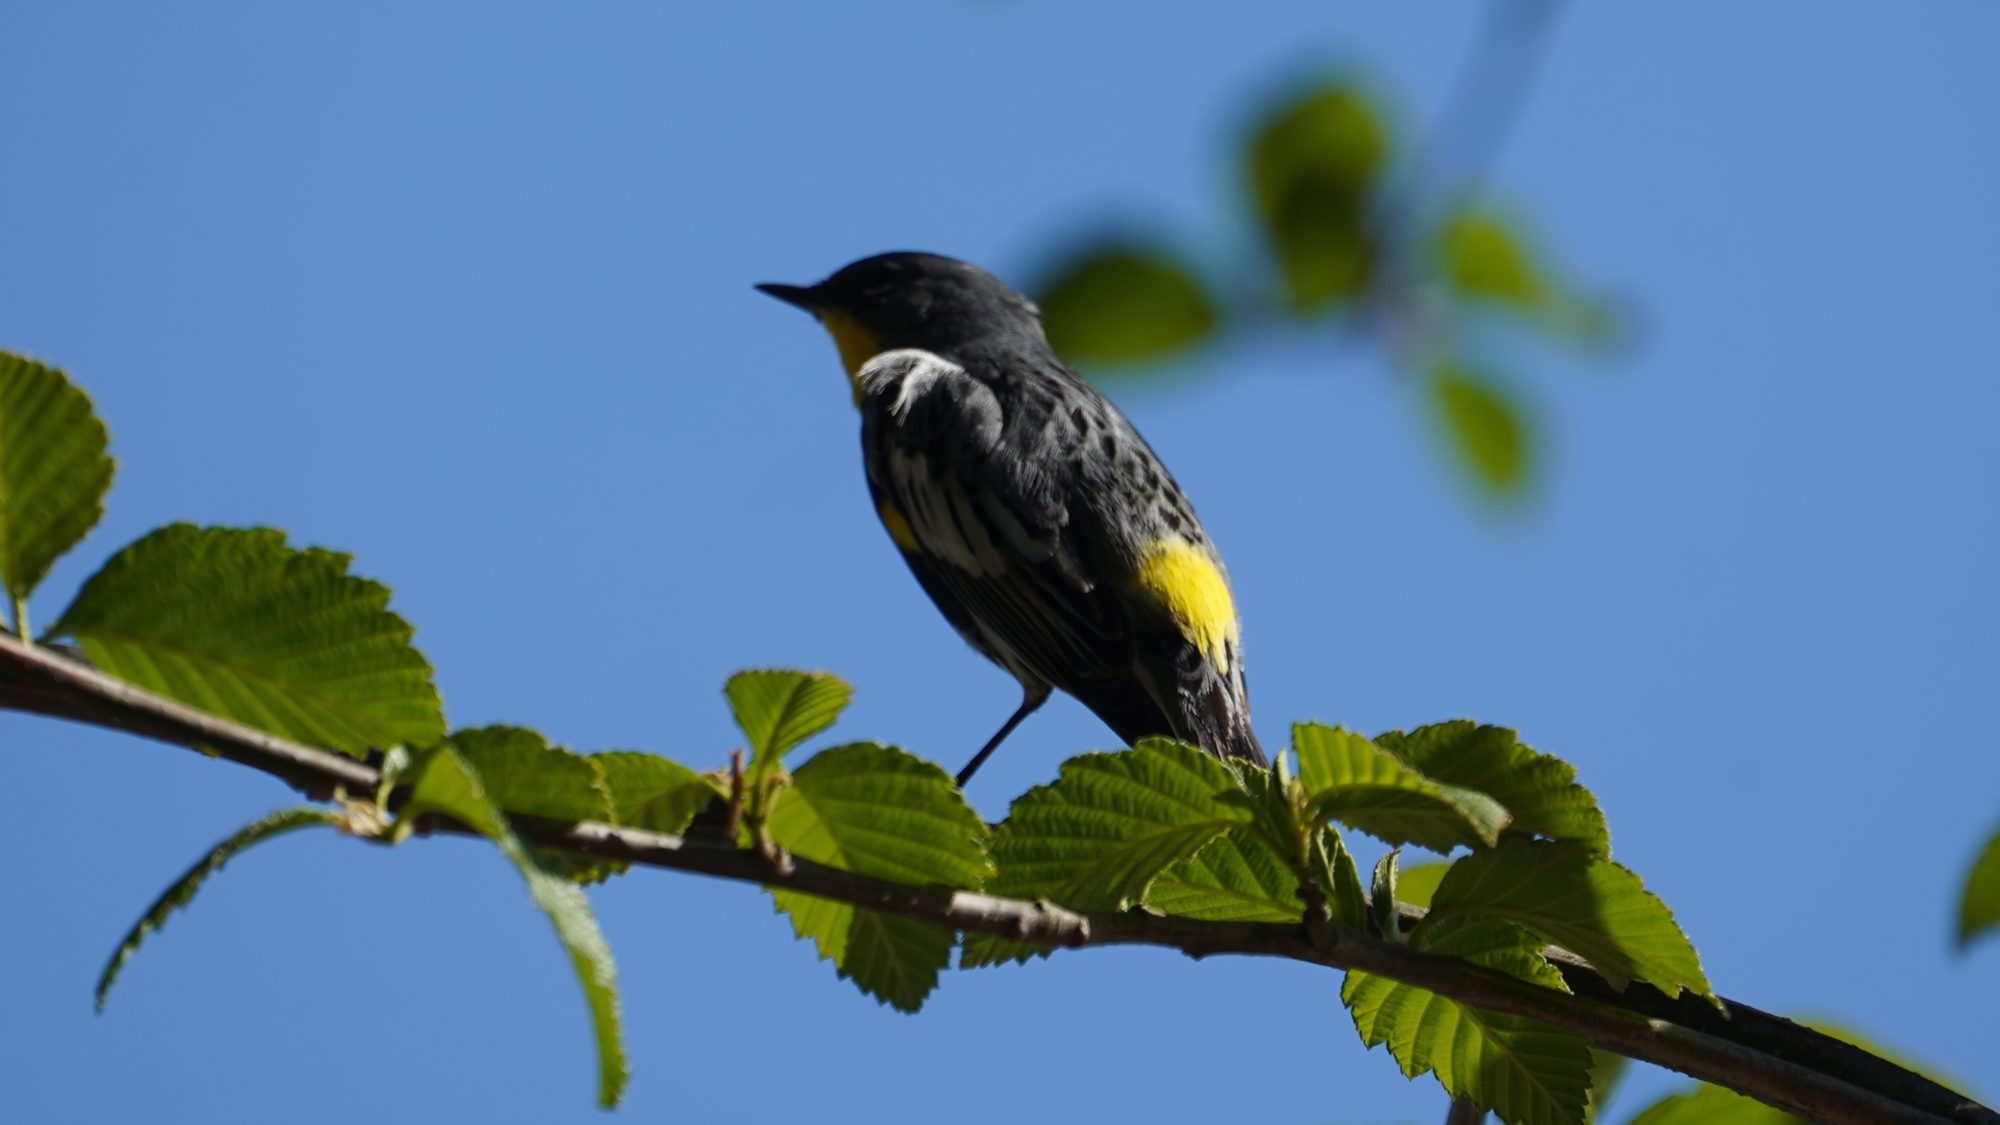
[0,634,1987,1125]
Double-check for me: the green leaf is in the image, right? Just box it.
[1436,209,1619,347]
[0,352,114,631]
[593,751,718,835]
[964,741,1251,967]
[48,524,443,757]
[1624,1084,1797,1125]
[1422,838,1709,997]
[1583,1051,1630,1124]
[1432,365,1530,494]
[1396,861,1451,910]
[1145,826,1304,922]
[1956,825,2000,950]
[1220,749,1308,862]
[987,741,1248,911]
[1376,723,1608,856]
[1371,849,1401,939]
[1414,914,1570,993]
[447,726,621,883]
[1318,826,1369,931]
[451,726,613,823]
[1345,917,1591,1125]
[402,746,627,1107]
[1293,722,1510,851]
[1245,82,1387,310]
[96,806,340,1013]
[764,742,990,1011]
[1439,209,1545,307]
[1032,243,1218,364]
[725,668,851,777]
[1342,989,1588,1125]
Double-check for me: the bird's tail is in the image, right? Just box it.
[1083,658,1267,769]
[1186,671,1266,768]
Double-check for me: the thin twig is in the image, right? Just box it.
[0,634,1987,1125]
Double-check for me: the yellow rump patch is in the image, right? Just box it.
[1132,538,1238,670]
[877,499,921,552]
[817,308,884,406]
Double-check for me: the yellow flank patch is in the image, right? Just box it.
[817,308,884,405]
[877,499,921,552]
[1132,538,1238,669]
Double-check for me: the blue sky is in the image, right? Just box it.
[3,3,1996,1121]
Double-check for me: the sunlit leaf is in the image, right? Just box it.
[963,741,1250,967]
[1956,825,2000,950]
[1145,826,1303,923]
[1432,365,1530,493]
[1032,243,1218,364]
[1375,722,1608,856]
[594,751,718,836]
[1294,722,1510,851]
[446,726,620,883]
[1421,838,1709,997]
[402,746,627,1107]
[0,351,114,626]
[49,524,444,757]
[1345,915,1590,1125]
[725,669,851,777]
[1245,82,1388,310]
[1395,861,1450,910]
[451,726,613,823]
[1319,826,1369,931]
[96,806,340,1013]
[765,742,989,1011]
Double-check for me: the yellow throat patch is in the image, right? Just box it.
[1133,538,1239,672]
[817,308,884,405]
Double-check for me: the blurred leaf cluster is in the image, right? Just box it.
[1028,79,1617,497]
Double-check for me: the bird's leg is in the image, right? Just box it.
[954,685,1050,787]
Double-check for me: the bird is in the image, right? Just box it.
[757,252,1265,785]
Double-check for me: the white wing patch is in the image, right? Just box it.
[863,349,1015,579]
[857,348,947,417]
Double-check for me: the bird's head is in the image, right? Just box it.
[758,252,1046,395]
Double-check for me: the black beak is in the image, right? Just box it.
[755,282,820,312]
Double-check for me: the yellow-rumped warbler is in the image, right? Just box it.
[759,252,1264,784]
